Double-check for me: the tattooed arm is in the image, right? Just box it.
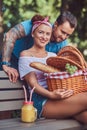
[2,24,25,61]
[2,24,25,82]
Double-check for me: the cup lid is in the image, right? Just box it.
[23,101,33,105]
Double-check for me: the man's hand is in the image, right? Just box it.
[2,65,19,83]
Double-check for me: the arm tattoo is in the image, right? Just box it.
[2,24,25,61]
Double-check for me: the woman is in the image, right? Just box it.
[18,14,87,124]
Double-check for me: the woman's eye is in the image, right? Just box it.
[39,31,43,34]
[46,33,51,36]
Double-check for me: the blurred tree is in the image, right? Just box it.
[3,0,62,30]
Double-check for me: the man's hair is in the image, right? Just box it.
[56,11,77,28]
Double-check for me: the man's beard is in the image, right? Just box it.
[51,33,64,43]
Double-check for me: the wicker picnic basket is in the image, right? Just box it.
[45,46,87,94]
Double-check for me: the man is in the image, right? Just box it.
[1,11,77,82]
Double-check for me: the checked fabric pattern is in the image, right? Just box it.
[44,69,87,81]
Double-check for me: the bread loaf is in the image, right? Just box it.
[30,62,60,73]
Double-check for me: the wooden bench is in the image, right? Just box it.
[0,70,86,130]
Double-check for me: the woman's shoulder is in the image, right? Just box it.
[20,49,34,57]
[20,50,29,57]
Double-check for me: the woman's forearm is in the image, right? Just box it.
[24,72,51,98]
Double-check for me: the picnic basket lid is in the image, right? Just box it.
[57,45,87,68]
[46,56,83,71]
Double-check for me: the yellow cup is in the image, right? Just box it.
[21,101,37,123]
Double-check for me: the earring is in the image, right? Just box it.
[32,34,34,37]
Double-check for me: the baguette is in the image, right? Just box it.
[30,62,60,73]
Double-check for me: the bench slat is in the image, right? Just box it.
[0,71,23,89]
[0,100,24,111]
[0,118,82,130]
[0,71,8,77]
[0,90,24,100]
[0,80,22,89]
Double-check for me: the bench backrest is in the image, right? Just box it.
[0,71,25,111]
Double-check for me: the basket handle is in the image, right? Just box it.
[72,47,87,68]
[57,46,87,70]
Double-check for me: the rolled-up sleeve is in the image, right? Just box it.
[21,20,32,36]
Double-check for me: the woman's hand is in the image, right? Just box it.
[2,65,19,83]
[49,89,74,100]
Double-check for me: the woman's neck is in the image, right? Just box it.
[29,46,47,58]
[32,46,46,53]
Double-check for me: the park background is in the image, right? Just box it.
[0,0,87,60]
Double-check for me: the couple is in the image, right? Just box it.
[1,11,77,82]
[18,14,87,124]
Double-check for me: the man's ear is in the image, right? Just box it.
[54,21,58,28]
